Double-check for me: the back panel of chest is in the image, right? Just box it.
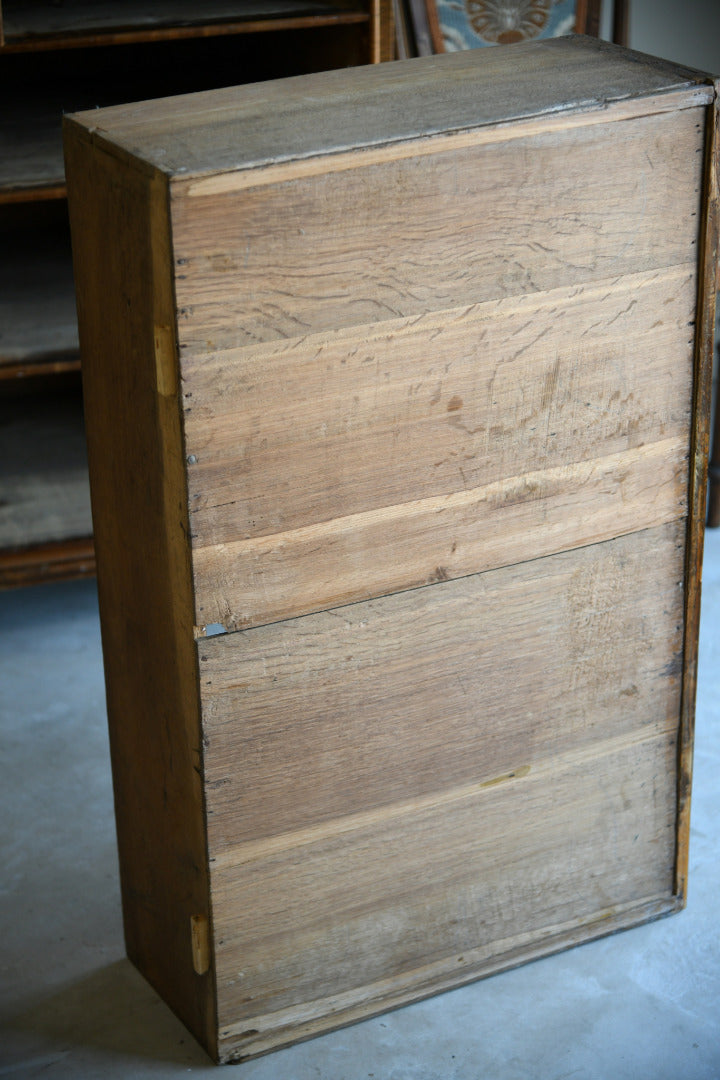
[64,37,718,1062]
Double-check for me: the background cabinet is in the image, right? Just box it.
[0,0,392,588]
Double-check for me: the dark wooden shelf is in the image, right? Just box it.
[0,535,95,587]
[0,0,369,51]
[0,388,93,584]
[0,205,79,374]
[0,22,374,199]
[0,0,390,587]
[0,93,67,201]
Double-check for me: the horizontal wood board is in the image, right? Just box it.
[200,520,685,846]
[178,102,703,631]
[68,36,713,181]
[200,522,684,1060]
[0,0,364,48]
[173,108,703,355]
[0,536,95,588]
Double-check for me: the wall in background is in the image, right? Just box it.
[601,0,720,74]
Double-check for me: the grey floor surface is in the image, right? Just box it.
[1,531,719,1080]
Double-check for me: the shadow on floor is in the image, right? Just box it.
[10,959,211,1069]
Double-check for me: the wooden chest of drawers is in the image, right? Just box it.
[64,36,718,1063]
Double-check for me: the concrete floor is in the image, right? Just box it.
[1,531,719,1080]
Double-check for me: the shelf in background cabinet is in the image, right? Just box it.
[0,0,370,51]
[0,204,79,377]
[0,0,392,588]
[0,23,380,201]
[0,385,93,587]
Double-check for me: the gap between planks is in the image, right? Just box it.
[207,722,677,871]
[179,263,696,376]
[192,437,688,636]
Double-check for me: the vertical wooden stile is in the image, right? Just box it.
[64,128,217,1056]
[675,79,720,902]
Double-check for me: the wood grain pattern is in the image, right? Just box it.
[63,38,717,1064]
[676,81,720,900]
[171,109,704,355]
[212,726,676,1058]
[192,438,688,631]
[199,506,684,1062]
[203,523,683,1060]
[186,265,696,628]
[218,894,680,1061]
[184,265,696,536]
[70,37,712,181]
[63,120,217,1056]
[201,522,685,848]
[179,84,712,201]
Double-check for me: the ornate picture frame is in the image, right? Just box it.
[399,0,603,59]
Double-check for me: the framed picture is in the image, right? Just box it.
[399,0,603,59]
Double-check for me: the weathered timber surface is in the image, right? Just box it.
[171,109,704,354]
[64,131,217,1056]
[63,39,718,1064]
[200,522,685,847]
[69,36,712,180]
[213,728,676,1059]
[185,265,696,628]
[200,523,682,1059]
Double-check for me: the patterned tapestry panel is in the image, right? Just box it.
[436,0,578,52]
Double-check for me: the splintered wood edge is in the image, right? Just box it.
[217,894,681,1062]
[676,79,720,903]
[175,85,714,199]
